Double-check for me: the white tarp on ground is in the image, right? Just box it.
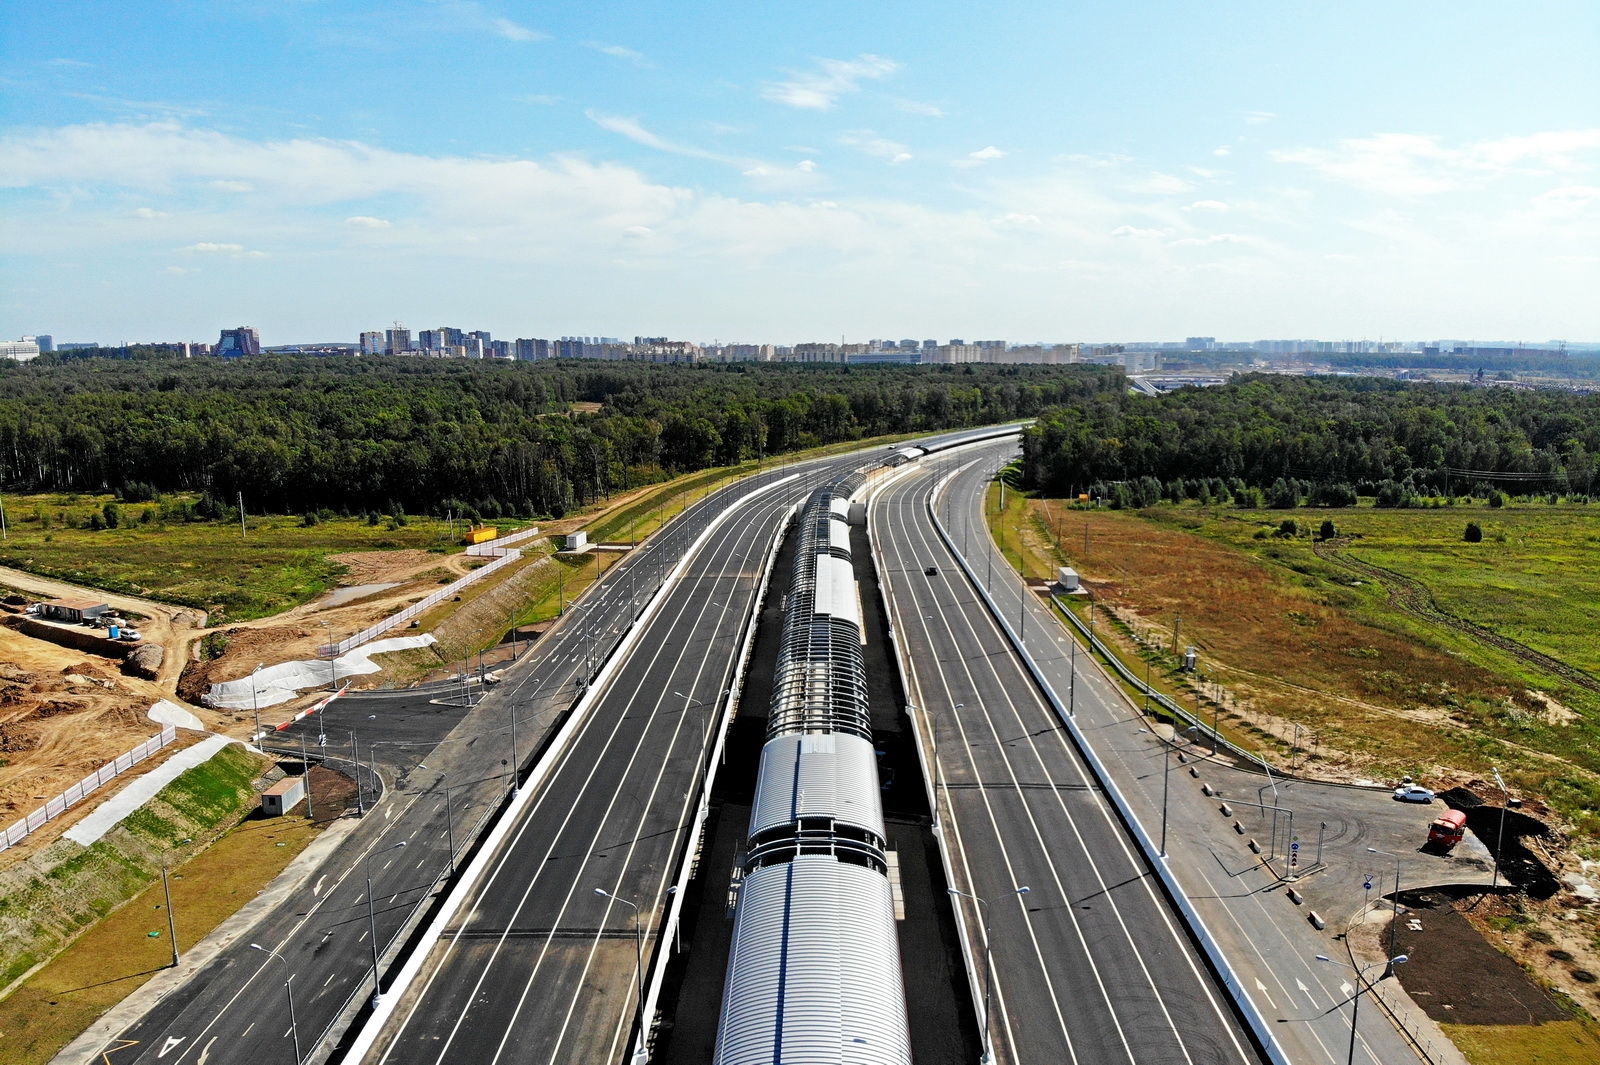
[148,700,205,731]
[64,734,235,847]
[205,634,437,710]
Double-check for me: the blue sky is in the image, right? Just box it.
[2,1,1597,345]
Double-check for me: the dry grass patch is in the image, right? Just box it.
[1441,1020,1600,1065]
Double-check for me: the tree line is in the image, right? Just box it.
[0,353,1122,518]
[1022,374,1600,506]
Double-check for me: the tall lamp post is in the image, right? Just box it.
[595,888,649,1065]
[1490,766,1512,892]
[250,662,266,741]
[1306,953,1409,1065]
[1366,847,1403,961]
[949,885,1030,1065]
[365,841,407,1007]
[250,943,302,1065]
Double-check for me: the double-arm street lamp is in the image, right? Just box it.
[595,887,649,1065]
[949,885,1030,1065]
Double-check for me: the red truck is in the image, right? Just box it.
[1427,809,1468,848]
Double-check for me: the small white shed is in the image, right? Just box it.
[1056,566,1081,592]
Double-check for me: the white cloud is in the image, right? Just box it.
[346,215,391,228]
[1242,111,1277,124]
[5,121,1596,341]
[134,206,168,218]
[971,146,1005,160]
[1273,129,1600,197]
[1183,200,1229,211]
[587,111,739,164]
[1122,172,1192,195]
[210,180,253,192]
[1213,147,1230,156]
[592,43,645,62]
[797,160,817,172]
[512,94,558,105]
[762,54,899,110]
[840,131,911,164]
[896,99,945,117]
[178,242,267,258]
[492,17,545,42]
[48,58,92,67]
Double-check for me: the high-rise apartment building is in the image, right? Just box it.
[385,326,412,354]
[216,326,261,356]
[515,338,548,360]
[359,330,384,355]
[418,329,444,351]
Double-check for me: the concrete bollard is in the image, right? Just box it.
[1248,839,1260,853]
[1287,888,1303,906]
[1234,821,1246,834]
[1219,803,1233,817]
[1309,911,1326,930]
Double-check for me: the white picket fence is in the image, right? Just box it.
[323,528,542,657]
[1,725,178,852]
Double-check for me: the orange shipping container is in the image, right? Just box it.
[465,527,498,545]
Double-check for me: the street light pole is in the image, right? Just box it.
[949,885,1029,1065]
[1491,766,1511,892]
[595,888,648,1064]
[250,662,265,741]
[365,841,407,1007]
[250,944,301,1065]
[162,861,179,967]
[1367,847,1403,961]
[1308,953,1409,1065]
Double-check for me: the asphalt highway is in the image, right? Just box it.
[361,450,907,1065]
[90,428,1019,1065]
[98,454,851,1065]
[901,444,1433,1065]
[873,449,1264,1065]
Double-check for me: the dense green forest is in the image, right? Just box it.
[0,354,1120,517]
[1022,374,1600,507]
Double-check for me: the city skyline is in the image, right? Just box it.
[2,2,1597,341]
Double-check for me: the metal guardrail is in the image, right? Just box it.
[926,460,1292,1065]
[1,725,179,851]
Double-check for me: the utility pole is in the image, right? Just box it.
[162,862,179,967]
[0,490,8,540]
[238,492,247,539]
[301,730,315,821]
[1173,613,1181,655]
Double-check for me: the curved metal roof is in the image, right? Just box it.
[714,857,911,1065]
[748,732,885,840]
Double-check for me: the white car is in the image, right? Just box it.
[1393,784,1436,803]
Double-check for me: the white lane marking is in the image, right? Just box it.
[313,875,327,896]
[158,1036,186,1057]
[1255,977,1278,1010]
[378,494,790,1065]
[196,1036,217,1065]
[911,463,1249,1064]
[942,466,1372,1065]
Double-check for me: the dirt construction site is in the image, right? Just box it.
[0,474,676,868]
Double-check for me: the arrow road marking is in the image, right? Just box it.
[196,1037,217,1065]
[1295,978,1312,1001]
[158,1036,185,1058]
[1253,978,1277,1009]
[313,875,327,896]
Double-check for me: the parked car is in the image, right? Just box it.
[1394,784,1436,803]
[119,628,141,641]
[924,565,939,576]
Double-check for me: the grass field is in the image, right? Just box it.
[983,486,1600,842]
[0,430,949,628]
[1441,1020,1600,1064]
[0,497,470,623]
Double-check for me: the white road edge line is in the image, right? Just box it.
[342,471,801,1065]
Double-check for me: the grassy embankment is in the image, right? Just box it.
[0,500,469,624]
[985,483,1600,1059]
[0,429,948,633]
[983,482,1600,840]
[0,744,323,1065]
